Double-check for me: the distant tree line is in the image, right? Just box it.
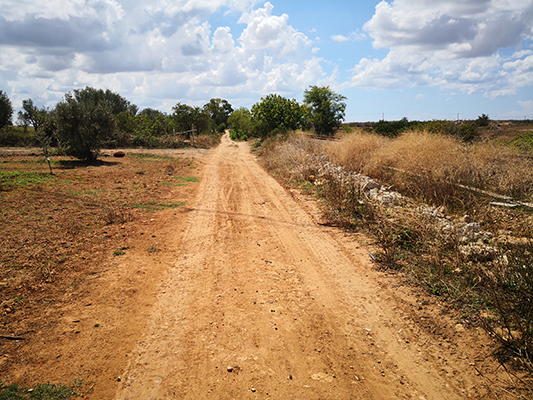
[370,114,492,142]
[0,85,347,160]
[0,87,234,160]
[0,84,495,161]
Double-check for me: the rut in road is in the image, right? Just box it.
[115,134,474,399]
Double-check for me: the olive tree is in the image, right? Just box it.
[303,86,347,136]
[54,87,117,161]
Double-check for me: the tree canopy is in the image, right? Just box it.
[55,87,118,161]
[203,98,233,132]
[303,86,347,136]
[18,99,49,132]
[251,94,303,137]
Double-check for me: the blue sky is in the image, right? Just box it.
[1,0,532,122]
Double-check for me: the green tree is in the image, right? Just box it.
[172,103,211,134]
[476,113,490,127]
[54,87,117,161]
[138,108,167,122]
[203,98,233,132]
[228,107,253,140]
[0,90,14,131]
[303,86,347,136]
[251,94,303,137]
[70,86,136,116]
[18,99,49,132]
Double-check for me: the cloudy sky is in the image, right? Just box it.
[1,0,532,121]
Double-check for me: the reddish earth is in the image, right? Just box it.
[0,134,517,398]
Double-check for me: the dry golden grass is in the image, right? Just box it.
[326,131,389,173]
[259,131,325,182]
[326,129,533,205]
[470,142,533,200]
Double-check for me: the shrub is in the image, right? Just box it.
[230,128,248,141]
[54,87,118,161]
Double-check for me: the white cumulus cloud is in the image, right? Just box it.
[347,0,533,98]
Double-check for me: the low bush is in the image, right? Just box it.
[0,126,39,147]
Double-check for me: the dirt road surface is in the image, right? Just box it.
[113,134,494,399]
[3,134,505,399]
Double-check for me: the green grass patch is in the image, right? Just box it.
[128,153,176,161]
[159,181,185,187]
[131,201,186,212]
[176,176,199,182]
[0,382,79,400]
[0,171,55,189]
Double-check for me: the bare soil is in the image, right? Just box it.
[0,135,517,399]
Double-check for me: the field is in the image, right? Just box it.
[0,127,532,398]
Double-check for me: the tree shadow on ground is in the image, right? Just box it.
[57,159,120,169]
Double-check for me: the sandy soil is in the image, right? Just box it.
[1,134,513,399]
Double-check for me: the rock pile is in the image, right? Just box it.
[303,153,503,264]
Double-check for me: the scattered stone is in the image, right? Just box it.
[459,243,498,262]
[113,151,126,158]
[227,366,233,373]
[490,202,517,209]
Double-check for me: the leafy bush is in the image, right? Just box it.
[230,128,248,141]
[54,87,118,161]
[251,94,303,138]
[303,85,347,136]
[373,118,420,138]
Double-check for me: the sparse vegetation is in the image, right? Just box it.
[0,150,196,336]
[259,127,533,389]
[0,381,81,400]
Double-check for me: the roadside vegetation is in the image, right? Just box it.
[0,87,230,161]
[259,124,533,394]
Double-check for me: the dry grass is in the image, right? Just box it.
[470,142,533,200]
[326,132,389,174]
[326,129,533,207]
[258,131,325,182]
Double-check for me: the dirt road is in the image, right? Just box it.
[108,134,493,399]
[2,134,503,399]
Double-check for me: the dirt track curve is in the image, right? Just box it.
[107,134,490,399]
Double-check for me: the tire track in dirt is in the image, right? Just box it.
[115,134,485,399]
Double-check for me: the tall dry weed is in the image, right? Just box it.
[325,132,389,173]
[259,131,325,182]
[471,142,533,200]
